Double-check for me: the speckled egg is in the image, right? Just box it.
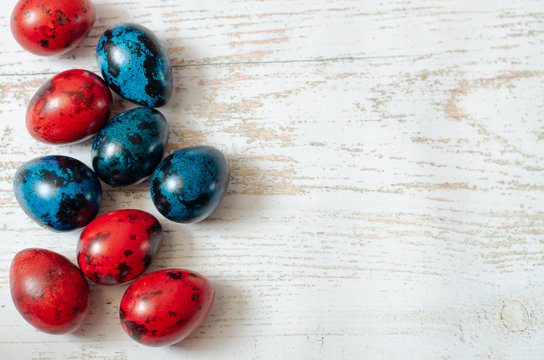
[77,209,163,285]
[150,146,230,223]
[92,107,168,186]
[11,0,95,56]
[13,155,102,231]
[120,269,214,346]
[96,23,173,107]
[27,69,112,144]
[10,248,90,334]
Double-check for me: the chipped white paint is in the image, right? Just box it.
[0,0,543,359]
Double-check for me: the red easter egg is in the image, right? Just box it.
[120,269,215,346]
[26,69,112,144]
[11,0,95,56]
[9,248,90,334]
[77,209,163,285]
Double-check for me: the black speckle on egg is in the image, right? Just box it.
[165,270,182,280]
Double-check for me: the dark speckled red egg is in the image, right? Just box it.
[77,209,163,285]
[120,269,215,346]
[9,248,90,334]
[27,69,112,144]
[11,0,95,56]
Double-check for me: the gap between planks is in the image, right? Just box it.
[0,53,420,77]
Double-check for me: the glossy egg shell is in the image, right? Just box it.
[13,155,102,231]
[27,69,112,144]
[92,107,168,186]
[150,146,230,223]
[11,0,95,56]
[96,23,173,107]
[120,269,214,346]
[10,248,90,334]
[77,209,163,285]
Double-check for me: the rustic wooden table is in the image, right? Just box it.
[1,0,543,359]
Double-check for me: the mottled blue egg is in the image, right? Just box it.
[13,155,102,231]
[96,23,173,107]
[150,146,230,223]
[92,107,169,186]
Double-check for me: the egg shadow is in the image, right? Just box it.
[69,281,129,340]
[169,281,246,352]
[96,187,127,215]
[201,153,267,225]
[96,174,165,219]
[147,222,193,271]
[159,64,207,154]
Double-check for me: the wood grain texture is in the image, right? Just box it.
[1,0,543,359]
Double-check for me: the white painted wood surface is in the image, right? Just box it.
[1,0,543,358]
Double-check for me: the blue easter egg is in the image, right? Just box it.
[96,23,173,107]
[150,146,230,223]
[13,155,102,231]
[92,107,169,186]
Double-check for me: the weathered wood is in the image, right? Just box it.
[0,0,543,359]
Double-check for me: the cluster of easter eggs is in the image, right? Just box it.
[9,0,229,347]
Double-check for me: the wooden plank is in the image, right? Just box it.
[0,0,543,359]
[0,0,542,72]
